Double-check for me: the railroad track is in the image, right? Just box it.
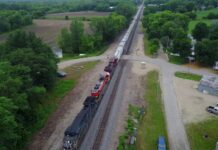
[92,60,125,150]
[91,6,143,150]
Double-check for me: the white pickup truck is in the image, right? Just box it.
[206,106,218,115]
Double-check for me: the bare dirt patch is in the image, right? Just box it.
[174,77,218,124]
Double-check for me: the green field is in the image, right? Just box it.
[175,72,202,81]
[186,118,218,150]
[136,71,168,150]
[188,19,215,33]
[188,8,218,33]
[196,8,218,19]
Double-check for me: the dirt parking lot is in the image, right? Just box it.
[174,77,218,124]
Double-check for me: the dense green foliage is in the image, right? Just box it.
[195,39,218,66]
[191,22,218,66]
[91,13,126,41]
[142,11,191,59]
[115,2,136,23]
[204,12,218,19]
[59,12,127,55]
[0,10,32,33]
[0,30,57,149]
[148,38,159,55]
[192,22,209,41]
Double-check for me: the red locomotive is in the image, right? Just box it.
[91,72,110,98]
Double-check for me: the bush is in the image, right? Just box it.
[149,38,159,55]
[204,12,218,19]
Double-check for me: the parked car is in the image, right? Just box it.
[206,106,218,115]
[57,71,67,77]
[158,136,166,150]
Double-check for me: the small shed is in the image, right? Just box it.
[213,61,218,71]
[198,75,218,96]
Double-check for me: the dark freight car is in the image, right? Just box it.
[63,96,97,150]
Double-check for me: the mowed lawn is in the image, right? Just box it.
[186,118,218,150]
[188,8,218,33]
[136,71,168,150]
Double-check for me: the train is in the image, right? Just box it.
[63,4,143,150]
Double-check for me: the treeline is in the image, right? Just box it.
[192,22,218,66]
[142,11,191,57]
[0,30,58,149]
[58,2,136,55]
[0,10,32,33]
[0,0,138,34]
[144,0,218,15]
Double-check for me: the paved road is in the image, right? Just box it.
[58,56,106,69]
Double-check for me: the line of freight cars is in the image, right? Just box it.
[63,4,144,150]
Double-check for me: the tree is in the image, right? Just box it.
[70,20,84,54]
[115,2,136,23]
[91,13,126,42]
[192,22,209,41]
[209,23,218,40]
[5,30,57,90]
[65,15,69,20]
[0,97,18,150]
[171,37,191,58]
[195,39,218,66]
[161,36,170,50]
[58,28,72,53]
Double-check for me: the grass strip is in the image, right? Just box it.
[186,118,218,150]
[136,71,168,150]
[175,71,202,81]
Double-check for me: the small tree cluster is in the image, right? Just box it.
[58,13,126,55]
[193,22,218,66]
[0,10,32,33]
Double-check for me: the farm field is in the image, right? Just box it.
[46,11,110,20]
[188,8,218,33]
[0,19,91,47]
